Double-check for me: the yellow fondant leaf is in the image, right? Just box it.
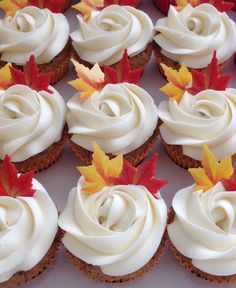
[72,0,103,21]
[0,63,13,90]
[0,0,28,16]
[68,79,97,102]
[77,142,123,194]
[160,63,192,103]
[189,145,233,192]
[176,0,198,11]
[69,59,105,101]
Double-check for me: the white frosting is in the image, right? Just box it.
[58,178,167,276]
[71,5,154,65]
[67,83,158,155]
[0,84,66,162]
[154,4,236,68]
[157,88,236,161]
[0,6,70,65]
[0,178,58,283]
[168,182,236,276]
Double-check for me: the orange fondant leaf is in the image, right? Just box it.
[103,0,139,7]
[113,154,167,198]
[222,169,236,191]
[10,55,52,93]
[189,145,233,192]
[187,51,231,95]
[103,50,143,84]
[0,0,27,16]
[0,155,36,198]
[69,59,105,101]
[160,63,192,102]
[77,142,123,194]
[73,0,103,21]
[0,63,13,90]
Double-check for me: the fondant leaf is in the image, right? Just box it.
[10,55,52,93]
[0,0,27,16]
[0,155,36,198]
[113,154,167,198]
[189,145,233,192]
[73,0,103,21]
[222,169,236,191]
[0,63,13,90]
[103,0,139,7]
[69,59,105,101]
[78,142,123,194]
[103,50,143,84]
[28,0,64,12]
[160,63,192,102]
[187,51,231,95]
[176,0,233,11]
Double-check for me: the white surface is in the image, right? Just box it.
[18,1,236,287]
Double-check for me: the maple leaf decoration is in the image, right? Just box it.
[222,169,236,191]
[10,55,52,93]
[113,154,167,199]
[103,0,139,7]
[69,59,105,102]
[176,0,233,12]
[160,63,192,103]
[78,142,123,194]
[0,155,36,198]
[189,145,233,192]
[72,0,103,21]
[28,0,64,12]
[0,0,27,16]
[187,51,231,95]
[103,50,143,85]
[0,63,13,90]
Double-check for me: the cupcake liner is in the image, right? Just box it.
[6,126,68,174]
[72,41,154,71]
[0,229,63,288]
[0,41,72,85]
[168,208,236,284]
[68,124,159,166]
[153,0,176,15]
[65,230,168,283]
[154,43,229,79]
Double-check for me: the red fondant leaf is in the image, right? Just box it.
[199,0,233,12]
[0,155,36,198]
[103,0,139,7]
[113,154,167,198]
[10,55,52,93]
[28,0,64,12]
[222,169,236,191]
[187,51,231,95]
[103,50,143,84]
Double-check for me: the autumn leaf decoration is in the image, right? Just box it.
[161,51,231,102]
[103,0,139,7]
[0,0,65,16]
[189,145,233,192]
[0,55,52,93]
[69,59,105,102]
[0,155,36,198]
[69,50,142,101]
[187,51,231,95]
[78,143,167,198]
[103,50,143,85]
[176,0,233,12]
[160,63,192,103]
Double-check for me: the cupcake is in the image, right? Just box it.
[0,155,60,287]
[58,143,167,283]
[0,56,67,173]
[153,1,236,77]
[157,52,235,169]
[70,0,153,69]
[67,50,159,166]
[0,1,71,84]
[168,145,236,283]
